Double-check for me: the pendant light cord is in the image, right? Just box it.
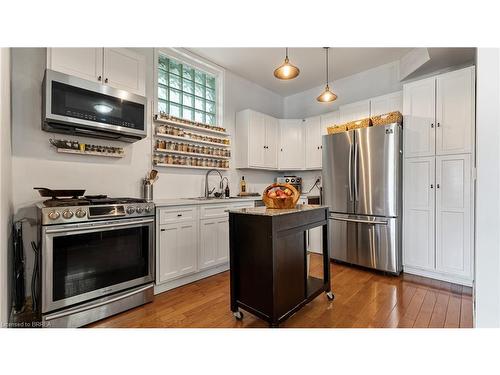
[325,47,329,85]
[286,47,289,59]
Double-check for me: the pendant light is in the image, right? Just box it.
[273,48,300,80]
[317,47,337,102]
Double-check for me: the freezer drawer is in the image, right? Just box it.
[329,214,401,274]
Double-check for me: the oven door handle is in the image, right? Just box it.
[44,284,154,322]
[45,218,154,234]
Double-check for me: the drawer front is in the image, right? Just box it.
[159,207,197,224]
[230,202,255,210]
[200,204,231,219]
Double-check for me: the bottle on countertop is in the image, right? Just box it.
[240,176,246,194]
[225,184,230,198]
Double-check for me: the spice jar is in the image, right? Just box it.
[186,157,192,166]
[166,154,174,164]
[157,125,166,134]
[178,128,184,137]
[179,143,184,152]
[172,127,179,136]
[182,143,188,152]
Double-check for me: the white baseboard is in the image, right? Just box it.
[403,265,473,287]
[154,263,229,295]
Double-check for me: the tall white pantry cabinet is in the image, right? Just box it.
[402,66,475,286]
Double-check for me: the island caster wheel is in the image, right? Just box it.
[233,310,243,320]
[326,291,335,301]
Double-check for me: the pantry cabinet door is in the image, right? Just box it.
[436,68,475,156]
[435,154,472,279]
[339,99,370,123]
[320,111,340,135]
[403,157,435,270]
[158,221,197,283]
[264,115,279,169]
[304,116,322,169]
[403,77,436,158]
[103,48,146,96]
[370,91,403,117]
[47,48,103,82]
[279,119,305,170]
[248,111,266,168]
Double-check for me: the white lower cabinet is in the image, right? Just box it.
[156,201,255,292]
[199,217,229,270]
[158,221,197,283]
[403,154,473,285]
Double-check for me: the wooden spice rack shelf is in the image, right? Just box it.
[154,163,229,171]
[153,114,229,136]
[154,148,231,160]
[155,133,230,147]
[56,148,124,158]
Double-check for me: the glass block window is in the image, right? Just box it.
[158,54,217,126]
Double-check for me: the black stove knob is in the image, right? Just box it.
[145,204,153,213]
[136,206,144,214]
[126,206,135,214]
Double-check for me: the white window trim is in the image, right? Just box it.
[153,48,225,127]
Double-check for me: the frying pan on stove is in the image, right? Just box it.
[34,187,86,199]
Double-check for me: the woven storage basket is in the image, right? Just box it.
[262,183,300,209]
[371,111,403,126]
[327,125,347,134]
[346,118,371,131]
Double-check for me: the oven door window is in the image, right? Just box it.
[51,81,145,131]
[52,226,149,301]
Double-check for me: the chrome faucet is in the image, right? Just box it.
[204,169,223,199]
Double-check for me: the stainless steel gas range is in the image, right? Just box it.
[36,194,155,327]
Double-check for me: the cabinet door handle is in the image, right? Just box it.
[160,229,166,232]
[177,214,182,217]
[437,122,441,127]
[280,148,283,152]
[437,184,440,189]
[104,78,109,83]
[430,184,434,189]
[430,123,434,128]
[97,75,102,81]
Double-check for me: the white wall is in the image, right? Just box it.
[0,48,13,325]
[10,48,283,297]
[475,48,500,327]
[283,61,402,119]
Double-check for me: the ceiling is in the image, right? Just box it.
[187,48,475,97]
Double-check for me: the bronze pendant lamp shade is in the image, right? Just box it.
[317,47,338,102]
[274,48,300,80]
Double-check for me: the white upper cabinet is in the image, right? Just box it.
[370,91,403,116]
[339,99,370,123]
[435,154,472,278]
[436,68,475,155]
[278,119,305,170]
[103,48,146,96]
[235,109,278,169]
[403,157,436,270]
[403,66,475,159]
[403,77,436,158]
[47,48,146,96]
[304,116,322,170]
[320,110,340,135]
[47,48,103,83]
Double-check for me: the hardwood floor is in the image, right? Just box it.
[89,254,473,328]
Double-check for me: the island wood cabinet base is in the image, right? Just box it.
[229,206,333,327]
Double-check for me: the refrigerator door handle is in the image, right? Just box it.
[330,216,388,225]
[348,142,353,201]
[354,141,359,201]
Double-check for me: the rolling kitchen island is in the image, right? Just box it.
[228,205,333,327]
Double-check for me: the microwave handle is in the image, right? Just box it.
[45,218,154,234]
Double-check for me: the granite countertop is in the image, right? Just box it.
[228,204,327,216]
[154,196,261,207]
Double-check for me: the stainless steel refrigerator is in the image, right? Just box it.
[322,122,402,274]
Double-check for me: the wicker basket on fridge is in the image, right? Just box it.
[262,183,300,209]
[371,111,403,126]
[345,118,371,131]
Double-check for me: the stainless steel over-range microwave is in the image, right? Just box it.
[42,69,147,142]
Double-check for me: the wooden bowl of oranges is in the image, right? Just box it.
[262,183,300,209]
